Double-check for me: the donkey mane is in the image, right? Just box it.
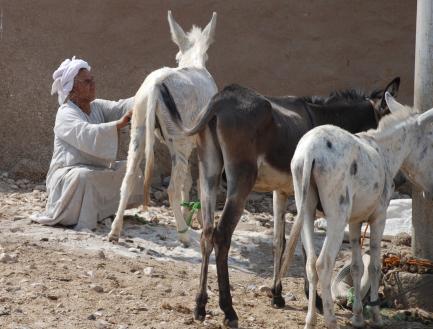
[302,88,381,105]
[187,25,205,42]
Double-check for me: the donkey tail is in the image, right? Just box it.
[142,85,159,209]
[279,154,315,278]
[159,83,219,136]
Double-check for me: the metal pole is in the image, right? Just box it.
[412,0,433,260]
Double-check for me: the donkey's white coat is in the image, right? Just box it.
[108,11,217,245]
[277,93,433,329]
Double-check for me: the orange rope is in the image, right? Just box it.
[360,223,369,249]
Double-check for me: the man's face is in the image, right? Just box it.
[72,69,96,102]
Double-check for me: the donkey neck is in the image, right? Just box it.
[177,49,207,68]
[364,124,415,180]
[309,101,376,133]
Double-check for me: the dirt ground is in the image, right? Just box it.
[1,175,433,329]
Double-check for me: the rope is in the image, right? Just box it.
[360,223,369,249]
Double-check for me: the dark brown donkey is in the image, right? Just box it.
[160,78,400,328]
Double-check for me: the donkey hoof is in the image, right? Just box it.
[179,232,191,247]
[351,315,365,328]
[194,307,206,322]
[271,295,285,308]
[223,318,238,328]
[370,318,384,328]
[108,232,119,243]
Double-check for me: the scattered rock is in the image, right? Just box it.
[258,285,273,298]
[117,325,129,329]
[173,304,192,314]
[183,317,194,325]
[284,292,297,301]
[0,252,18,263]
[47,295,59,301]
[0,305,11,316]
[143,267,154,276]
[33,184,47,192]
[96,319,111,329]
[90,284,104,293]
[98,250,106,259]
[31,283,48,291]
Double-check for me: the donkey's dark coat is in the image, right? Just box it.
[162,78,400,327]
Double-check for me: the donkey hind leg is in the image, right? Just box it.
[167,150,192,247]
[300,193,319,329]
[271,190,289,308]
[214,166,257,328]
[368,213,386,328]
[195,130,223,321]
[316,211,348,329]
[348,222,365,328]
[109,126,145,242]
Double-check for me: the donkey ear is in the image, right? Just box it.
[385,77,401,97]
[168,11,188,51]
[203,12,217,47]
[417,108,433,127]
[385,92,405,114]
[380,77,401,110]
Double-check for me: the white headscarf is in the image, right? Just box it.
[51,56,91,105]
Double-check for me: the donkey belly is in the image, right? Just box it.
[253,157,293,194]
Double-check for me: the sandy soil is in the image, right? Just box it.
[0,177,432,329]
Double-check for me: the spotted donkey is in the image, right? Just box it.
[277,93,433,329]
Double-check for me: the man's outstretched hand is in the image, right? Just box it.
[116,110,133,130]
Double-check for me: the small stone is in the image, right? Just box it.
[96,319,111,329]
[183,317,194,325]
[128,247,140,253]
[98,250,106,259]
[0,305,11,316]
[246,284,257,291]
[90,284,104,293]
[47,295,59,301]
[117,325,129,329]
[87,314,96,320]
[258,285,273,298]
[284,292,297,301]
[143,267,154,276]
[34,184,47,192]
[0,253,18,263]
[31,283,48,290]
[40,237,49,242]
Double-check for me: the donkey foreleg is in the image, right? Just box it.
[348,222,365,328]
[367,213,386,328]
[271,190,289,308]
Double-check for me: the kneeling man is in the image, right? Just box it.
[33,57,143,229]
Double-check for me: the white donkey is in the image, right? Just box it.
[108,11,217,246]
[276,93,433,329]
